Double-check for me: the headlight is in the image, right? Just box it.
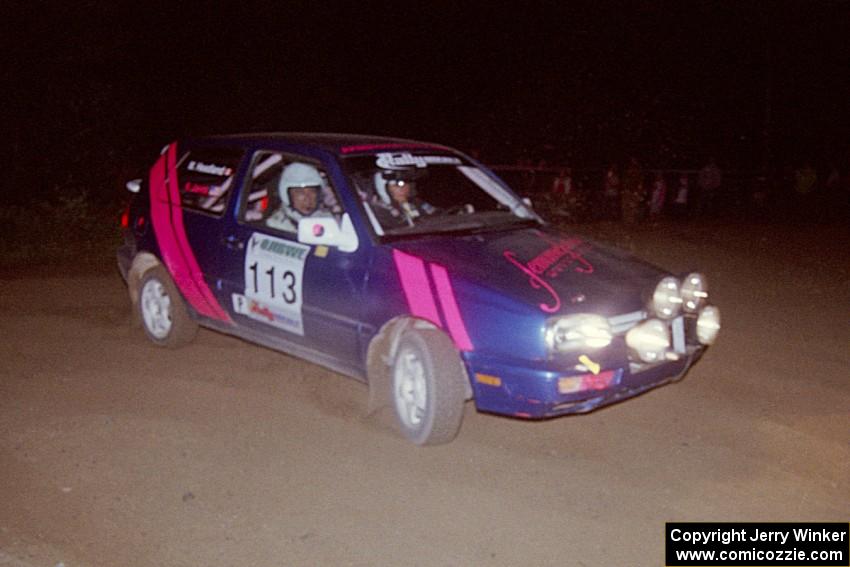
[652,276,682,319]
[545,314,613,353]
[697,305,721,345]
[625,318,670,362]
[681,272,709,313]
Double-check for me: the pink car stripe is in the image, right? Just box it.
[149,144,231,323]
[429,263,474,352]
[164,144,232,322]
[392,249,441,326]
[149,149,217,319]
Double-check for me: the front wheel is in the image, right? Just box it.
[391,329,467,445]
[137,265,198,348]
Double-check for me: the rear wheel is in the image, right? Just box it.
[391,328,466,445]
[137,265,198,348]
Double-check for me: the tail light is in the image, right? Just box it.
[120,205,130,229]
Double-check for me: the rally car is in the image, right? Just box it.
[118,133,720,445]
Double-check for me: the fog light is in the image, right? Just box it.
[626,318,670,363]
[696,305,721,345]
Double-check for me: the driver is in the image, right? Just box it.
[266,163,333,232]
[372,172,435,226]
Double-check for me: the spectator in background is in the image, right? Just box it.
[549,167,574,218]
[621,157,645,224]
[824,163,842,220]
[518,156,535,194]
[552,167,572,199]
[602,164,621,220]
[825,164,840,194]
[648,171,667,218]
[696,158,722,217]
[793,162,818,219]
[673,172,690,219]
[794,162,817,196]
[750,174,769,218]
[535,158,549,193]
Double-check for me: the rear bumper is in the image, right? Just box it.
[464,348,704,419]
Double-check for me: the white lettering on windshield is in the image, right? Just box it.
[375,152,461,170]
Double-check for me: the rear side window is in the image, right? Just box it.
[176,148,244,215]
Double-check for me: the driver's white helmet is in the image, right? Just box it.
[279,163,322,220]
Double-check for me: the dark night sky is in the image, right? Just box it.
[3,1,850,202]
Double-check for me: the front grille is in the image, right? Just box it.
[608,310,647,335]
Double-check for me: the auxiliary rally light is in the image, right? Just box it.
[625,318,671,363]
[697,305,721,345]
[652,276,683,319]
[681,272,709,313]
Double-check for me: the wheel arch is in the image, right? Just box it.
[366,316,472,413]
[127,252,162,324]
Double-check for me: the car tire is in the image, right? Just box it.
[391,328,467,445]
[137,265,198,348]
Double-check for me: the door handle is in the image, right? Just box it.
[222,235,245,250]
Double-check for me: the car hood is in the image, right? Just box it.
[389,225,665,317]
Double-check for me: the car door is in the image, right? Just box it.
[213,150,368,370]
[158,143,246,325]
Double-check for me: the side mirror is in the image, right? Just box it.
[297,213,359,253]
[126,179,142,193]
[522,196,533,207]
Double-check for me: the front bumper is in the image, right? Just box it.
[463,347,704,419]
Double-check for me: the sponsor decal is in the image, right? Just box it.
[503,232,594,314]
[375,152,461,170]
[530,232,594,277]
[242,233,310,335]
[232,294,305,332]
[183,182,210,196]
[187,160,233,177]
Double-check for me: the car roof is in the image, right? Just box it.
[192,132,454,157]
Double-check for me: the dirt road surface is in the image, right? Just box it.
[1,221,847,566]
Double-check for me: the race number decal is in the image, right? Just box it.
[233,233,311,335]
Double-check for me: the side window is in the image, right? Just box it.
[240,152,342,234]
[176,148,243,216]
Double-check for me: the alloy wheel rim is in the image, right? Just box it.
[393,347,427,430]
[140,279,172,339]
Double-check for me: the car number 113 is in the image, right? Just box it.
[235,233,311,335]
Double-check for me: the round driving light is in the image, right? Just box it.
[681,272,708,313]
[625,318,671,363]
[696,305,721,345]
[652,276,682,319]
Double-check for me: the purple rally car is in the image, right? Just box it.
[118,133,720,445]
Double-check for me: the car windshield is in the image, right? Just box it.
[342,151,540,236]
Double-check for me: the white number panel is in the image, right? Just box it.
[232,233,311,336]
